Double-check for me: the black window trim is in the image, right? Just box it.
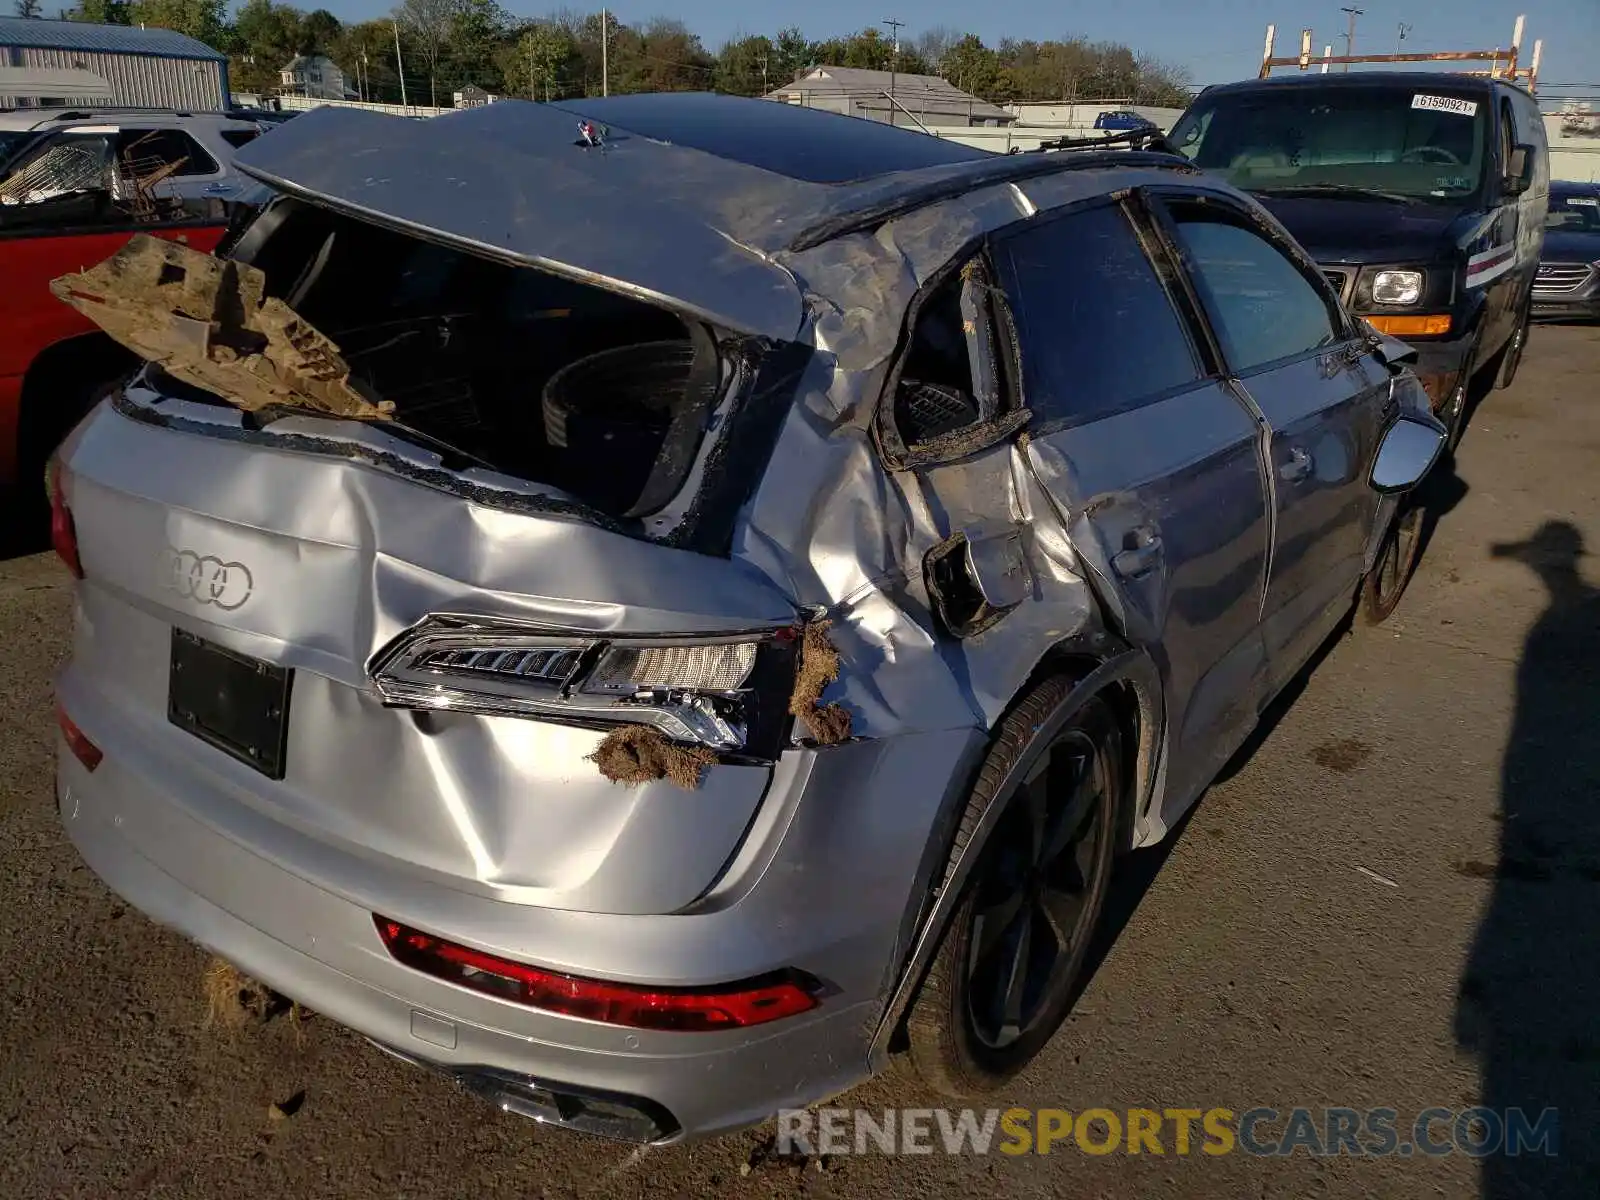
[1145,186,1363,381]
[117,126,222,178]
[1497,95,1517,193]
[872,231,1031,471]
[983,190,1224,439]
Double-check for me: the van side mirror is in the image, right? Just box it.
[1504,143,1535,196]
[1371,414,1446,494]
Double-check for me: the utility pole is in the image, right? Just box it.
[1340,7,1364,71]
[1396,22,1412,54]
[393,18,408,107]
[601,7,609,97]
[883,17,904,127]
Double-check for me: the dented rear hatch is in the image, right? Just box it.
[46,100,847,916]
[56,381,804,916]
[223,101,810,342]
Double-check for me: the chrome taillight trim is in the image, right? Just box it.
[367,615,798,753]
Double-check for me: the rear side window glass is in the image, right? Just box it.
[996,202,1201,426]
[116,129,220,177]
[0,132,113,205]
[1169,211,1340,374]
[220,129,260,149]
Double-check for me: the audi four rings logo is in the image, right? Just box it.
[165,548,254,610]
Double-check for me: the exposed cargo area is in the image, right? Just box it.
[66,201,733,521]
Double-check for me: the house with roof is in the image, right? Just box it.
[280,54,353,102]
[0,16,228,110]
[765,66,1016,129]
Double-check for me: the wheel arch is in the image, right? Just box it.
[16,331,138,474]
[868,637,1165,1069]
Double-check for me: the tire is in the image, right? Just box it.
[1361,496,1426,625]
[1440,374,1471,455]
[1495,303,1531,391]
[904,677,1124,1098]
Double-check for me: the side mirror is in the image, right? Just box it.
[1504,143,1536,196]
[1370,414,1446,494]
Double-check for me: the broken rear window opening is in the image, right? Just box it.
[188,199,732,521]
[877,251,1029,469]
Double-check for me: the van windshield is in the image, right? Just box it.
[1169,85,1490,203]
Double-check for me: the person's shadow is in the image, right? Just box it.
[1457,520,1600,1197]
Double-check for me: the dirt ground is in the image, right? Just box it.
[1,325,1596,1200]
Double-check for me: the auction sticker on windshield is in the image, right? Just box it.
[1411,95,1479,117]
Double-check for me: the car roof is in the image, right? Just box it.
[235,93,1191,247]
[541,92,995,185]
[0,107,258,132]
[1198,72,1504,98]
[232,94,1207,343]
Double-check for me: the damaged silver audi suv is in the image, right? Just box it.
[48,94,1446,1143]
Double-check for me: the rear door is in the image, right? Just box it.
[1504,88,1550,322]
[1155,191,1389,693]
[993,194,1274,802]
[112,125,233,202]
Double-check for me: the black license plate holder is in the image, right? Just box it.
[168,628,293,780]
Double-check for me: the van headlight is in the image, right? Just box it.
[368,616,799,759]
[1371,270,1424,306]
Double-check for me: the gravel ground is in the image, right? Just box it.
[2,325,1596,1200]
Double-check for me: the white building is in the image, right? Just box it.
[280,54,353,102]
[0,17,227,110]
[766,66,1015,129]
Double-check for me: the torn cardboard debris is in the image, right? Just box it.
[49,233,393,421]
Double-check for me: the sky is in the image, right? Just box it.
[299,0,1598,97]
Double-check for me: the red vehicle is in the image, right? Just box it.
[0,110,264,549]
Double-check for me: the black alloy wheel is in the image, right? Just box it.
[905,678,1124,1097]
[1362,498,1427,625]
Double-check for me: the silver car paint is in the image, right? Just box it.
[53,115,1439,1141]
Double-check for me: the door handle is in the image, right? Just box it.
[1280,445,1314,483]
[1112,533,1163,579]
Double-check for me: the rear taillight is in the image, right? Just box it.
[374,917,821,1032]
[57,703,102,772]
[368,616,801,759]
[46,460,83,579]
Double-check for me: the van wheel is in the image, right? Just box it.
[904,677,1123,1098]
[1361,498,1426,625]
[1496,305,1531,391]
[1440,379,1470,453]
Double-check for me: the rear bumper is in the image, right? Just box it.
[55,672,983,1142]
[59,743,875,1142]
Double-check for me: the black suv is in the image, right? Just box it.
[1169,72,1550,448]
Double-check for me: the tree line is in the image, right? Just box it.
[25,1,1192,110]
